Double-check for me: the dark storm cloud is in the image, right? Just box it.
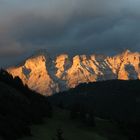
[0,0,140,66]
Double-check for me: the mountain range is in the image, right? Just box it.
[7,50,140,96]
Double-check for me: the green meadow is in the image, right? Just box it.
[20,109,127,140]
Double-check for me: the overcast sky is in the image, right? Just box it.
[0,0,140,67]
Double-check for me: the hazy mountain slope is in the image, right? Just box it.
[7,50,140,96]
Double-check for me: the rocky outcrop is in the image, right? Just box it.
[7,50,140,96]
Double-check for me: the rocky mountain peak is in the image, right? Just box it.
[7,50,140,96]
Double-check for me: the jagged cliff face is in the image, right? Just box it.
[7,50,140,96]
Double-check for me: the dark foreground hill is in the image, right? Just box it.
[0,68,139,140]
[0,69,52,140]
[49,80,140,139]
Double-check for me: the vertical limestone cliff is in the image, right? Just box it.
[7,50,140,96]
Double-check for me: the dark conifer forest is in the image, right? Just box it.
[0,69,139,140]
[49,80,140,140]
[0,69,52,140]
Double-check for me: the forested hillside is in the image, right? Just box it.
[49,80,140,139]
[0,69,52,140]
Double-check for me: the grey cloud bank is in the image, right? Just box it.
[0,0,140,67]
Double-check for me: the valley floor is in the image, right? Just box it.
[20,109,127,140]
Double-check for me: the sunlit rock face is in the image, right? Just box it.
[7,50,140,96]
[8,54,58,96]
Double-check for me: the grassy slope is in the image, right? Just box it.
[20,109,127,140]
